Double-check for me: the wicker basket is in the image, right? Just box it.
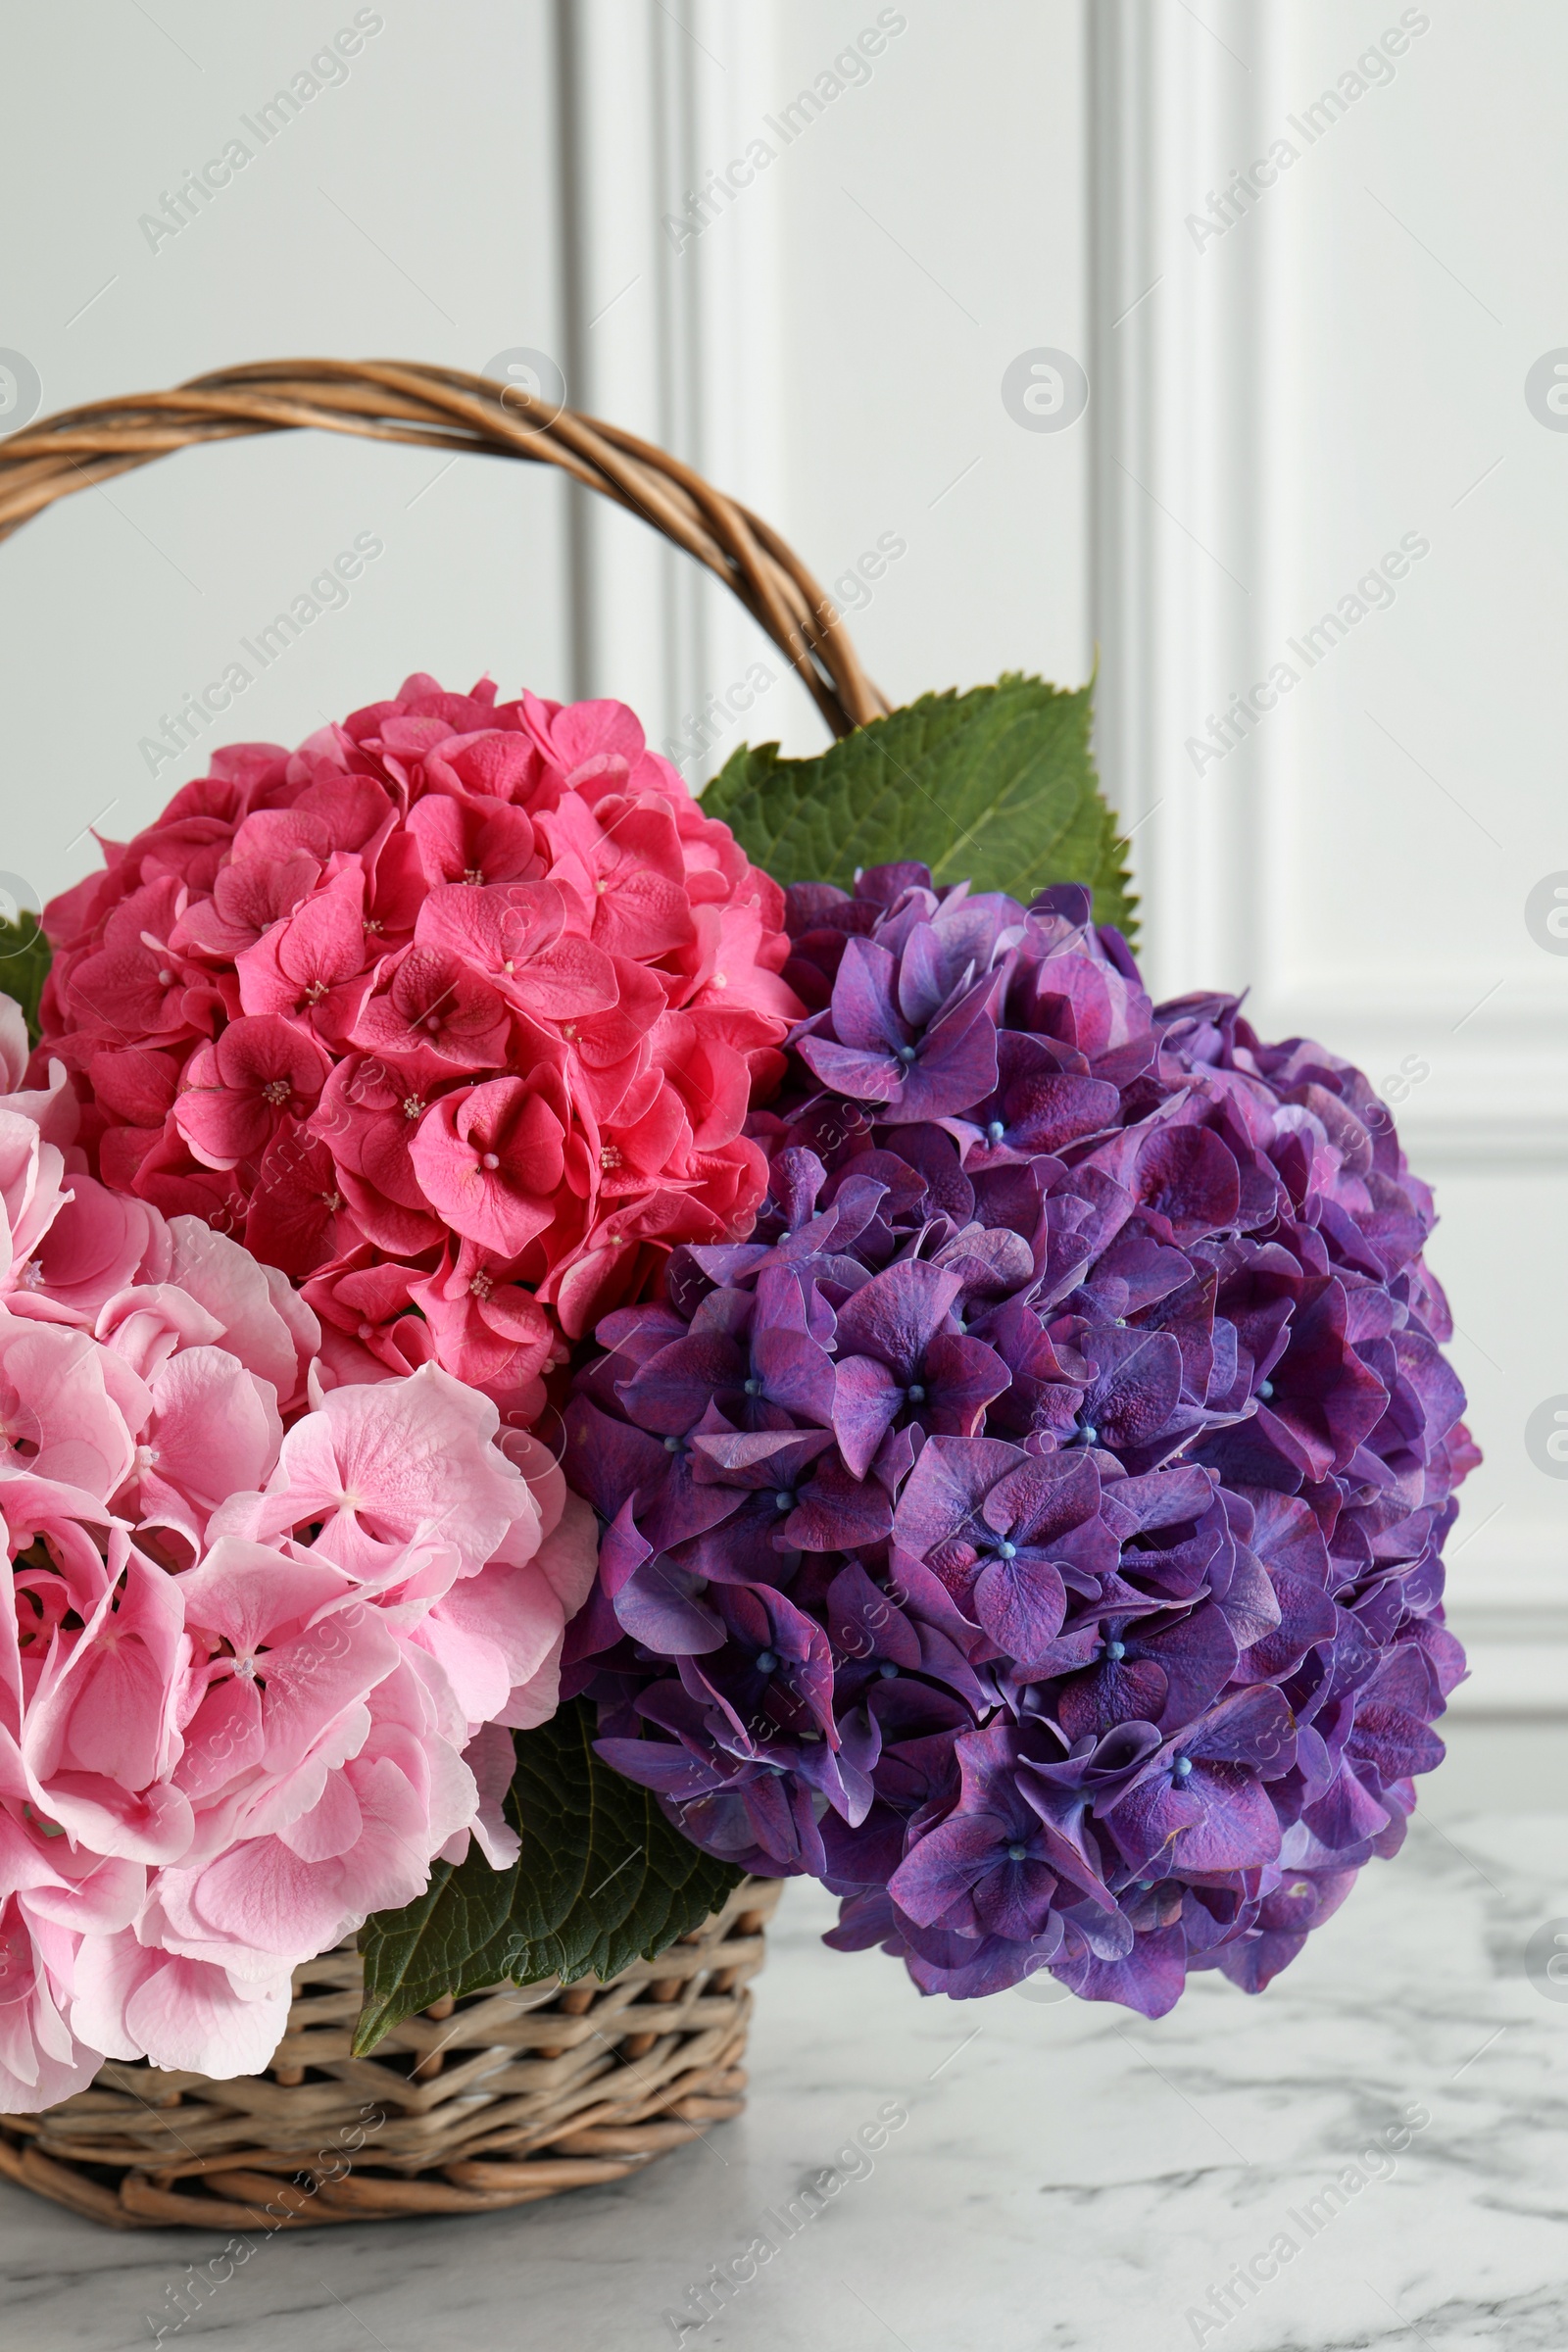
[0,1879,781,2229]
[0,358,875,2227]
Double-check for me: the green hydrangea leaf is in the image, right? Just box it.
[703,673,1137,941]
[353,1702,742,2055]
[0,912,53,1046]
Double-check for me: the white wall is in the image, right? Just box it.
[0,2,1092,882]
[556,0,1091,783]
[3,0,1552,1706]
[769,1,1090,735]
[1090,0,1568,1710]
[0,0,571,908]
[1268,0,1568,1712]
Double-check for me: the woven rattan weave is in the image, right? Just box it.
[0,357,887,738]
[0,1880,781,2227]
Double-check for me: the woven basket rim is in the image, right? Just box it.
[0,356,887,742]
[0,1878,782,2228]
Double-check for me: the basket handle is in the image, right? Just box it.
[0,357,888,742]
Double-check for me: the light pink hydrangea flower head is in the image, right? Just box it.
[0,998,593,2107]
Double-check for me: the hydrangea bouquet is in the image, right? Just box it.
[3,664,1474,2106]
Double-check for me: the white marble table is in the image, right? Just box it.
[5,1750,1567,2352]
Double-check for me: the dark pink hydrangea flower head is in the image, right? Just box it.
[38,678,802,1426]
[564,866,1478,2015]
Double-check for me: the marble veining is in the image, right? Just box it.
[3,1806,1567,2351]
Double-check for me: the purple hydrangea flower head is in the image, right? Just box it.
[563,865,1478,2016]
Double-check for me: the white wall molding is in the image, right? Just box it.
[554,0,693,727]
[1089,2,1567,1710]
[1089,0,1280,1007]
[554,0,785,772]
